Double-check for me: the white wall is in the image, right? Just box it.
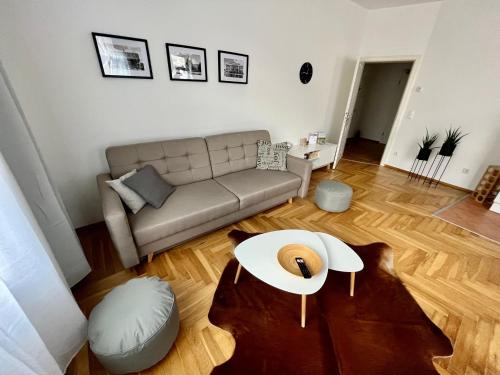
[0,0,366,227]
[360,1,442,57]
[384,0,500,189]
[4,0,497,228]
[348,62,411,143]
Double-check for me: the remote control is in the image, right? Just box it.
[295,257,312,279]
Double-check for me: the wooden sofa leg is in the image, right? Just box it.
[147,253,154,263]
[288,197,293,204]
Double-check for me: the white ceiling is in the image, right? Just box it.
[351,0,441,10]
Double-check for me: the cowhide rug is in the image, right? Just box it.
[208,230,453,374]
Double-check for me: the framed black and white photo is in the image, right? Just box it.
[218,50,248,84]
[92,33,153,79]
[166,43,207,82]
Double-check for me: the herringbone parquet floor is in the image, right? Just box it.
[69,160,500,375]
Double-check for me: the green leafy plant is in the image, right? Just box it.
[418,128,439,150]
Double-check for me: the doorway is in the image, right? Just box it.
[333,57,419,167]
[344,62,412,164]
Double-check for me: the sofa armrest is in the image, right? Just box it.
[96,173,139,268]
[287,155,312,198]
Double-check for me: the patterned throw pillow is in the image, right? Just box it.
[256,140,291,171]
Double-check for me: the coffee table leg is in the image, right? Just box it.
[350,272,355,297]
[301,294,306,328]
[234,263,242,284]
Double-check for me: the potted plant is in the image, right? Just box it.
[439,127,468,156]
[417,129,438,160]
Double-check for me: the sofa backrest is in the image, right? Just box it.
[105,138,212,186]
[205,130,271,178]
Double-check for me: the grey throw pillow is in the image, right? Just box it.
[123,165,175,209]
[256,140,290,171]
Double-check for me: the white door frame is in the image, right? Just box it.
[334,55,421,167]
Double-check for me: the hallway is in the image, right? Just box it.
[342,137,385,164]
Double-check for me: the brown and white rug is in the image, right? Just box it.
[208,230,453,374]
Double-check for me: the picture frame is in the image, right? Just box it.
[218,50,249,84]
[166,43,207,82]
[92,32,153,79]
[308,133,318,145]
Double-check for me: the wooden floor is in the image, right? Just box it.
[343,137,386,164]
[68,160,500,375]
[435,196,500,244]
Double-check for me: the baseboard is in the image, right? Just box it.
[383,164,472,193]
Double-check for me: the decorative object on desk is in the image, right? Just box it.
[218,50,248,84]
[472,165,499,206]
[92,33,153,79]
[256,140,290,171]
[299,62,313,84]
[299,137,308,146]
[408,128,438,181]
[277,244,323,277]
[317,131,327,145]
[305,150,320,160]
[423,127,469,187]
[308,132,318,145]
[166,43,207,81]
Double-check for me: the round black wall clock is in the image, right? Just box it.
[300,62,313,84]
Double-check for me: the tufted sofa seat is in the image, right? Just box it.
[97,130,312,268]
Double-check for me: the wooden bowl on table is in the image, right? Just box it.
[277,244,323,277]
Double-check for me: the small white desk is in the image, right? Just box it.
[288,142,337,170]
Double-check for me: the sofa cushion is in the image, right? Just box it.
[106,137,212,185]
[105,169,146,214]
[206,130,271,178]
[215,169,301,209]
[128,179,239,246]
[256,140,290,171]
[123,165,176,209]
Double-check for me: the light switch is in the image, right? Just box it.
[407,110,415,119]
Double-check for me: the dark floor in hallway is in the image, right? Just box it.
[343,137,385,164]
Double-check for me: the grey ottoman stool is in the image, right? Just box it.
[315,180,353,212]
[88,277,179,374]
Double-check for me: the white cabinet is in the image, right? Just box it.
[288,143,337,170]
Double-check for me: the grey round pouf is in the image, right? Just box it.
[315,180,353,212]
[88,276,179,374]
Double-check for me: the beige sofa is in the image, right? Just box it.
[97,130,312,268]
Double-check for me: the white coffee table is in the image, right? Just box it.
[315,232,364,296]
[233,229,363,327]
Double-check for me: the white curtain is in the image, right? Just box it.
[0,151,87,374]
[0,62,90,286]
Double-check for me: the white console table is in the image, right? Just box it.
[288,143,337,170]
